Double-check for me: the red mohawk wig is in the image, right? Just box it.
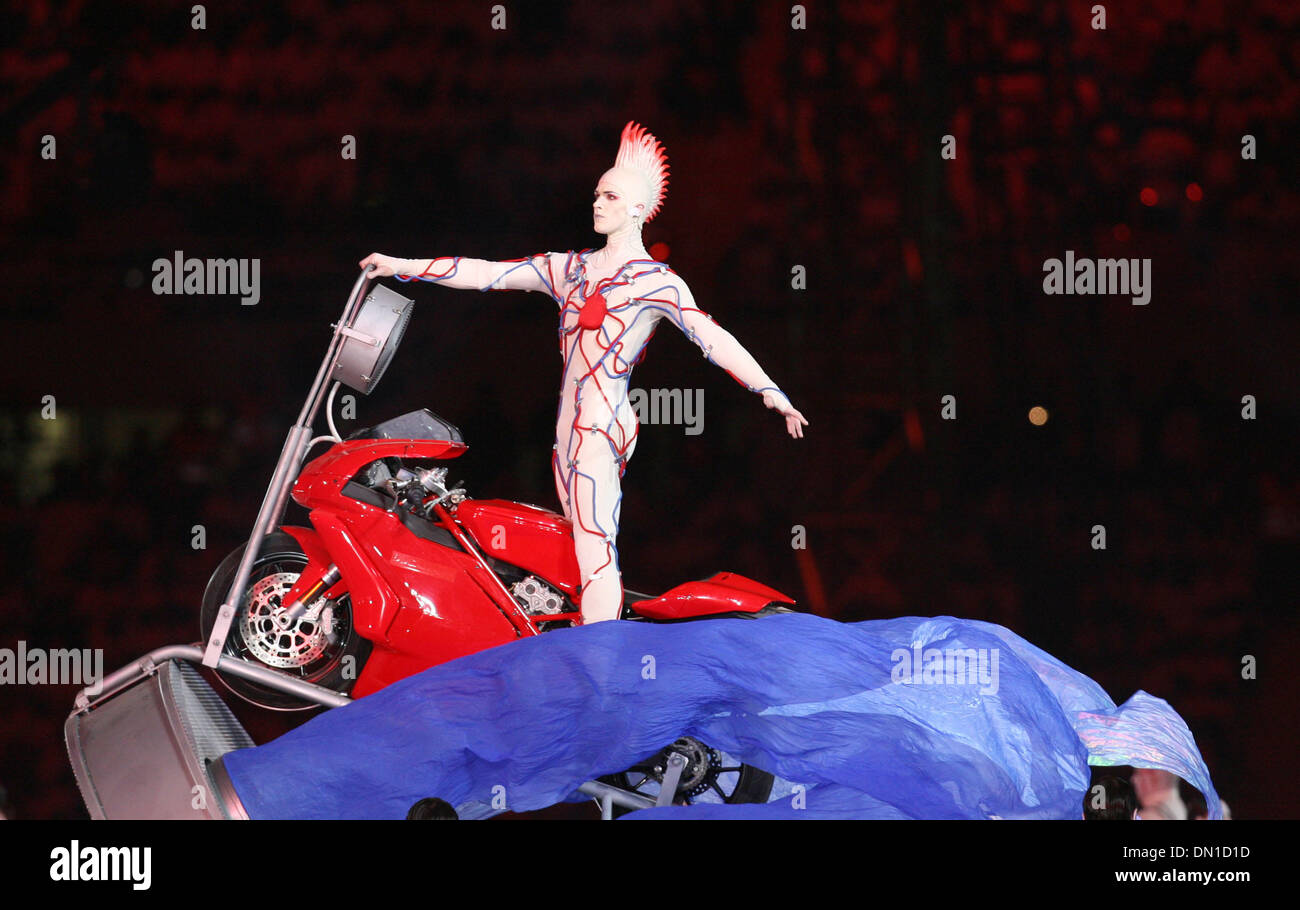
[613,121,670,222]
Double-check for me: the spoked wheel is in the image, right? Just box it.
[200,531,370,711]
[603,736,774,812]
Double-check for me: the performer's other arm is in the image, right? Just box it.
[666,277,809,438]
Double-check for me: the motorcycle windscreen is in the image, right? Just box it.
[217,613,1220,820]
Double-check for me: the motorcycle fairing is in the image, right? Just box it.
[454,501,797,619]
[297,438,466,490]
[454,499,582,597]
[627,572,796,620]
[287,510,521,698]
[275,525,350,613]
[309,511,405,638]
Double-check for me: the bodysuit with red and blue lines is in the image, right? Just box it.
[397,250,790,623]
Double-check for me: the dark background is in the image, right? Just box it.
[1,0,1296,819]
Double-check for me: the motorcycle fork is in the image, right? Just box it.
[282,564,343,617]
[277,525,348,620]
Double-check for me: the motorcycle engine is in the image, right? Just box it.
[511,576,566,615]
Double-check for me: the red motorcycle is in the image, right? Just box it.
[198,267,797,809]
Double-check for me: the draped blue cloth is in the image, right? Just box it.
[220,613,1220,819]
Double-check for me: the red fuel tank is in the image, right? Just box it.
[454,499,581,595]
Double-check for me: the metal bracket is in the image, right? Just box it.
[576,779,657,818]
[336,325,379,347]
[656,751,688,807]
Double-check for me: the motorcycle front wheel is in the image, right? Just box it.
[199,530,371,711]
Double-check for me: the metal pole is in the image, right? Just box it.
[656,751,687,807]
[299,267,375,430]
[576,780,657,813]
[76,645,352,711]
[203,268,376,668]
[203,426,310,667]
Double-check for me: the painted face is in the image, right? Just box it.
[593,167,647,235]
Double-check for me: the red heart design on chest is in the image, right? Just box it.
[578,290,607,329]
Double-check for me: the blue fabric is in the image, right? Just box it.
[220,613,1220,819]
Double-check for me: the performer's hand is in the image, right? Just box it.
[763,391,809,439]
[358,252,407,278]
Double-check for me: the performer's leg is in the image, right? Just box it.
[568,429,624,624]
[552,443,572,521]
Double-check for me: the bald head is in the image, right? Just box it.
[599,167,651,220]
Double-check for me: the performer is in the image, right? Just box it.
[360,122,807,624]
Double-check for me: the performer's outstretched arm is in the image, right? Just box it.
[358,252,564,300]
[661,276,809,438]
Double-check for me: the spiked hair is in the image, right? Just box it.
[613,121,670,222]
